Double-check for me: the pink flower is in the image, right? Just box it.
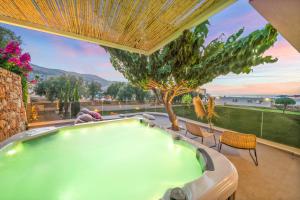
[5,41,21,55]
[30,79,37,84]
[23,63,33,71]
[20,53,31,63]
[8,57,21,66]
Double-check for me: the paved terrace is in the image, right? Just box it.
[28,113,300,200]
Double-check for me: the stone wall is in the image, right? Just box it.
[0,68,27,142]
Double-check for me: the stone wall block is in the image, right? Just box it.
[0,68,27,142]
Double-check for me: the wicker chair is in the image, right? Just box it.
[185,121,217,147]
[219,131,258,166]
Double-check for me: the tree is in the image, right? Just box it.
[275,97,296,113]
[64,80,71,116]
[71,83,81,117]
[106,82,125,99]
[104,21,278,130]
[58,88,64,114]
[117,84,135,101]
[0,26,22,48]
[133,86,150,103]
[88,81,101,100]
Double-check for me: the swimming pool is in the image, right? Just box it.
[0,118,238,200]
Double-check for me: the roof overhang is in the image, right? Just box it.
[250,0,300,52]
[0,0,235,55]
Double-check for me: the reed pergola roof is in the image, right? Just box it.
[0,0,234,55]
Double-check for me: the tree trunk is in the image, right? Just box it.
[164,101,180,131]
[283,104,287,114]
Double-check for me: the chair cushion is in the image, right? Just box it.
[89,111,102,120]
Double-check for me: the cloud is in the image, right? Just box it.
[207,7,267,41]
[205,81,300,95]
[48,35,108,57]
[265,38,300,60]
[76,42,108,56]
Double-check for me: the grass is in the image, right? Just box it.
[222,105,300,115]
[102,106,300,148]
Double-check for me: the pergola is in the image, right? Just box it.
[0,0,235,55]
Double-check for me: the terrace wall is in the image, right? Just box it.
[0,68,27,142]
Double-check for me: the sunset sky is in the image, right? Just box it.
[0,0,299,95]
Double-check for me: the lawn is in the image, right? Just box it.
[102,105,300,148]
[222,105,300,115]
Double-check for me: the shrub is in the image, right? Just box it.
[181,94,193,106]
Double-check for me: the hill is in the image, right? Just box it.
[30,64,112,86]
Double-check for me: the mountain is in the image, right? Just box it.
[30,64,112,87]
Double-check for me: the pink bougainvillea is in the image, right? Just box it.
[0,40,37,83]
[1,41,33,74]
[0,40,36,105]
[30,79,37,84]
[8,57,21,66]
[20,52,31,63]
[4,41,21,55]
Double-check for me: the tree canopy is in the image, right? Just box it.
[34,75,86,102]
[116,83,150,103]
[103,21,278,130]
[88,81,102,100]
[106,82,125,99]
[105,21,277,91]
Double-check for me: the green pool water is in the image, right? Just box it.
[0,119,203,200]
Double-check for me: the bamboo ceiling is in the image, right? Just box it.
[0,0,235,55]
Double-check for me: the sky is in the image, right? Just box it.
[0,0,299,96]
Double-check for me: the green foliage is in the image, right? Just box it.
[70,83,81,117]
[58,89,64,114]
[71,102,80,117]
[114,83,150,102]
[104,21,277,90]
[117,84,135,101]
[181,94,193,105]
[103,21,278,129]
[34,75,86,102]
[106,82,125,99]
[64,80,70,103]
[73,83,80,102]
[275,97,296,113]
[88,81,101,100]
[21,76,28,106]
[0,26,22,48]
[134,86,150,103]
[64,80,71,116]
[275,97,296,105]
